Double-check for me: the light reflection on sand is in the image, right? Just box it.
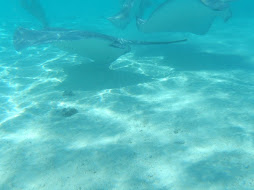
[0,18,254,190]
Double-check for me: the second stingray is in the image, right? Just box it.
[137,0,232,35]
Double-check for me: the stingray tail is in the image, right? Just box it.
[125,38,187,46]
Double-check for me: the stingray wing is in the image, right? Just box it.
[137,0,219,35]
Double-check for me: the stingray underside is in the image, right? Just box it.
[137,0,220,35]
[53,38,131,65]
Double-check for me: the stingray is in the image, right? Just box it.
[137,0,233,35]
[13,27,186,65]
[20,0,49,28]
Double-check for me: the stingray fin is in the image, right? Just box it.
[107,0,136,29]
[221,8,232,22]
[13,27,43,51]
[21,0,49,27]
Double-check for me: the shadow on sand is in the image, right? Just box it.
[56,62,152,91]
[135,43,254,71]
[56,42,253,92]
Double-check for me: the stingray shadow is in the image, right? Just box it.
[135,43,254,71]
[56,63,152,91]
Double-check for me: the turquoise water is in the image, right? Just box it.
[1,0,254,190]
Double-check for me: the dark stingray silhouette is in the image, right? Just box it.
[108,0,155,29]
[20,0,49,28]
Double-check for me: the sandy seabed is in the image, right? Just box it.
[0,18,254,190]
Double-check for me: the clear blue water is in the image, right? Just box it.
[0,0,254,190]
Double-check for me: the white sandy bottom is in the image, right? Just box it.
[0,18,254,190]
